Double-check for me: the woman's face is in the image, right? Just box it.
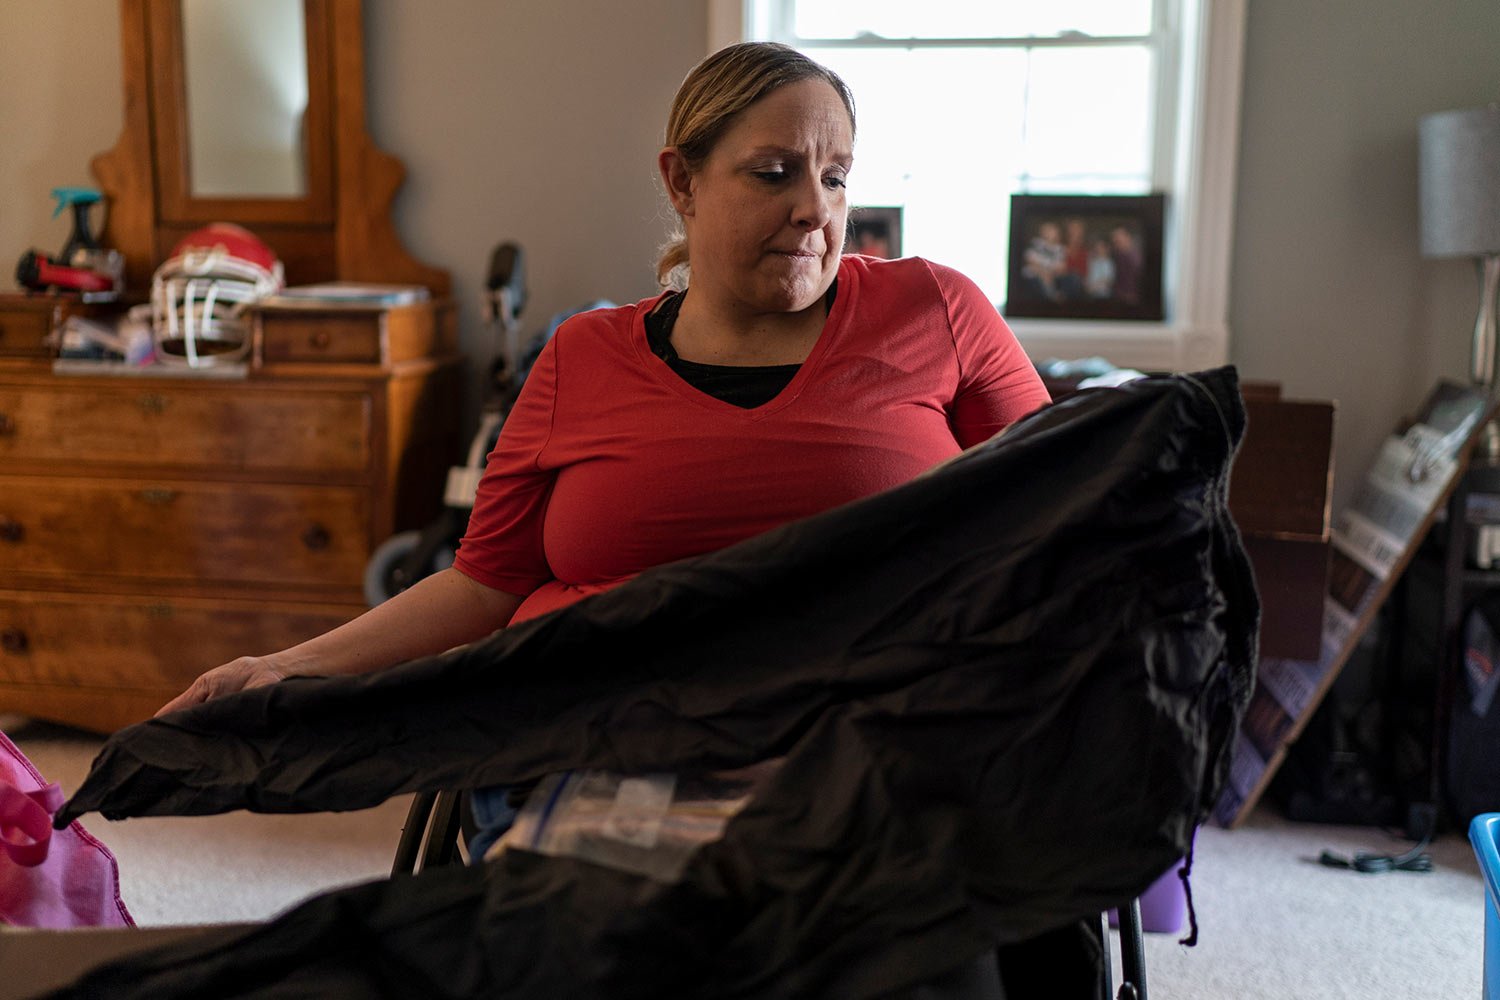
[665,79,854,320]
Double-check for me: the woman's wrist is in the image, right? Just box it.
[259,648,309,680]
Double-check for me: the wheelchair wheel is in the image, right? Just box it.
[363,529,457,607]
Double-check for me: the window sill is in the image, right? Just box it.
[1007,317,1230,373]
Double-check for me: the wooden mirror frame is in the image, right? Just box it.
[92,0,449,295]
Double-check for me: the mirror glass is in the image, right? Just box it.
[181,0,309,198]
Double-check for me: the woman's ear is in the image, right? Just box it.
[658,148,696,217]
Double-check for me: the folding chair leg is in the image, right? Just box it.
[392,791,438,877]
[1116,898,1148,1000]
[391,790,467,876]
[421,790,465,869]
[1099,912,1114,996]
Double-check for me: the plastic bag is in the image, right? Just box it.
[494,760,782,881]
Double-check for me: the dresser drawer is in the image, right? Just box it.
[256,301,453,366]
[0,590,359,693]
[0,383,371,473]
[0,475,371,587]
[0,301,55,358]
[259,310,384,363]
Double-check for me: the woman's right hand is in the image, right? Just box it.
[150,571,523,720]
[155,656,288,718]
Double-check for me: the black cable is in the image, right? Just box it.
[1307,719,1439,875]
[1317,836,1435,874]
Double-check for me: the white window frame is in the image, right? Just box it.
[707,0,1246,372]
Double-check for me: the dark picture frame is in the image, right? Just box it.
[846,206,903,259]
[1004,193,1166,321]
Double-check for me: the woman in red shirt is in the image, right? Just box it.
[160,42,1048,717]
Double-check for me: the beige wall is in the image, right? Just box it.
[3,0,1498,514]
[1230,0,1500,511]
[0,1,124,259]
[363,0,705,362]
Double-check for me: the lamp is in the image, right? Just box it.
[1419,104,1500,389]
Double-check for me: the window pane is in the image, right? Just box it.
[1021,46,1154,187]
[759,0,1179,322]
[805,44,1154,304]
[794,0,1153,40]
[1020,1,1154,39]
[807,46,1030,300]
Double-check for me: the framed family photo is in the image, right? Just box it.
[1004,193,1166,321]
[846,206,903,259]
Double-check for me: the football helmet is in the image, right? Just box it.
[151,223,283,367]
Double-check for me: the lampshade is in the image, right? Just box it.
[1419,104,1500,259]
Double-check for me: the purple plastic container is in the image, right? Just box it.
[1135,862,1188,933]
[1110,856,1190,934]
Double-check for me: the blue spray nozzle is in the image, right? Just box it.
[51,187,103,219]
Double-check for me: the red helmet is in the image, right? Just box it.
[151,223,284,368]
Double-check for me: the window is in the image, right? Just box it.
[710,0,1247,370]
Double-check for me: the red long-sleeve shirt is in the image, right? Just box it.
[454,254,1049,623]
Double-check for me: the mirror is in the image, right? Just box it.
[182,0,310,198]
[92,0,448,294]
[148,0,332,228]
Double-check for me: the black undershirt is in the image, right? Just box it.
[645,282,836,410]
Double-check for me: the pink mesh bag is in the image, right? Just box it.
[0,728,133,928]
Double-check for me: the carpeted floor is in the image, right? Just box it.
[4,715,1488,998]
[1142,807,1483,998]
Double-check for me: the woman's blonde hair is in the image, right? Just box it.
[656,42,856,288]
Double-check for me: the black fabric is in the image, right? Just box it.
[879,952,1004,1000]
[995,919,1108,999]
[50,367,1257,1000]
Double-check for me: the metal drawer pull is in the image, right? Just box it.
[137,393,168,415]
[139,488,177,505]
[0,518,22,543]
[0,413,13,435]
[302,523,331,550]
[0,628,27,654]
[310,330,331,349]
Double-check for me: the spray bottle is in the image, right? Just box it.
[17,187,124,300]
[51,187,104,266]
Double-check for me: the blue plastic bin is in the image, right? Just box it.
[1473,813,1500,1000]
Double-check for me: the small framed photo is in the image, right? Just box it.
[1005,193,1166,321]
[847,206,903,259]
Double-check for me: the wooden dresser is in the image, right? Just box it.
[0,293,463,732]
